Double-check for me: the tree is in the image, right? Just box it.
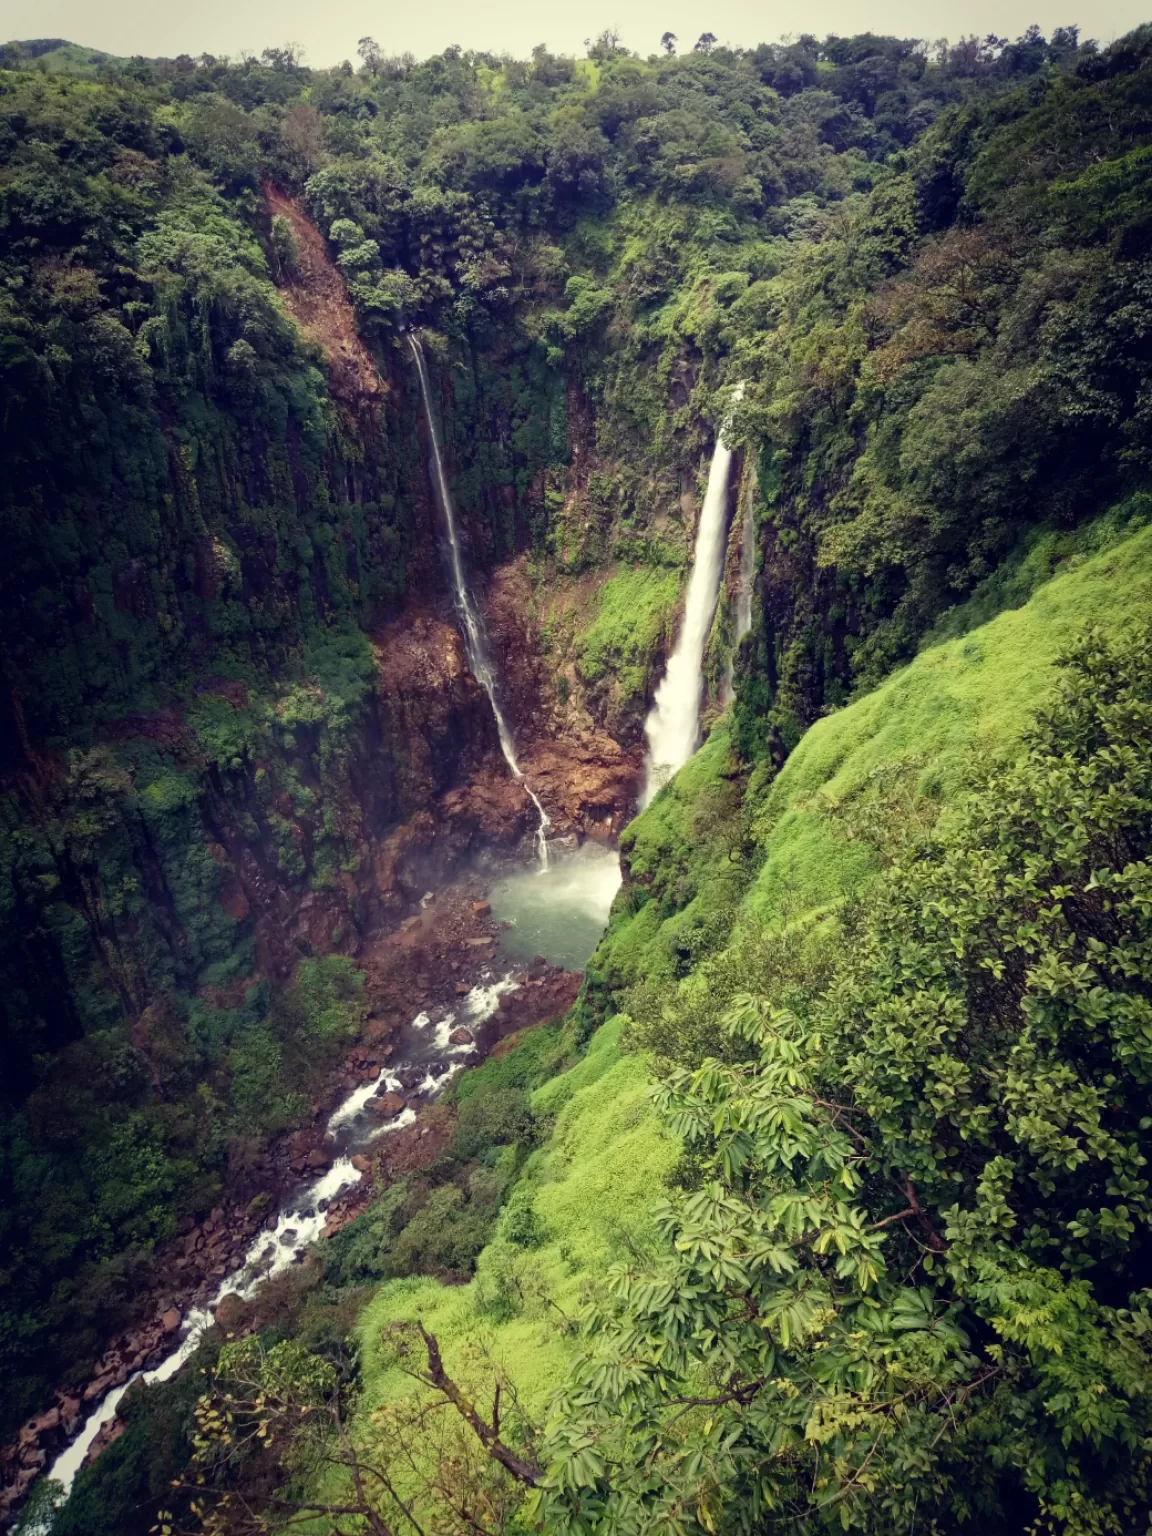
[661,31,677,55]
[585,28,625,61]
[268,214,300,279]
[694,32,717,53]
[357,35,383,75]
[277,102,328,182]
[260,42,304,73]
[176,1328,539,1535]
[529,626,1152,1532]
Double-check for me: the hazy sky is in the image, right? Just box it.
[8,0,1150,66]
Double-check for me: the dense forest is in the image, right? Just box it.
[1,18,1152,1536]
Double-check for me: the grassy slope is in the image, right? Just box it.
[354,515,1152,1439]
[575,565,682,700]
[747,517,1152,925]
[358,1016,677,1412]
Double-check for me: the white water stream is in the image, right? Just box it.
[408,334,551,866]
[642,386,744,805]
[25,975,518,1532]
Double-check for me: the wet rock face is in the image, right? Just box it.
[480,559,643,833]
[373,610,500,809]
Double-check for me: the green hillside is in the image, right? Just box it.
[0,39,121,75]
[318,513,1152,1527]
[4,20,1152,1536]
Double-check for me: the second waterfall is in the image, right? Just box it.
[641,386,744,806]
[408,334,551,866]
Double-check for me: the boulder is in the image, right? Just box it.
[471,901,491,917]
[60,1397,82,1436]
[29,1407,60,1437]
[160,1307,182,1334]
[350,1154,372,1173]
[449,1026,474,1046]
[87,1418,125,1464]
[370,1092,406,1117]
[12,1464,41,1498]
[304,1147,332,1170]
[214,1293,246,1332]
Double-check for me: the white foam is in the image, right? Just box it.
[642,384,744,804]
[366,1105,417,1140]
[25,973,520,1527]
[419,1061,462,1095]
[463,974,519,1023]
[28,1153,364,1525]
[326,1067,401,1135]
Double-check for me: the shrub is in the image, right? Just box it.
[533,626,1152,1532]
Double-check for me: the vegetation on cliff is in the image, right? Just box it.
[3,18,1152,1536]
[138,523,1152,1536]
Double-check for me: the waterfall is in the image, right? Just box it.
[641,386,743,806]
[408,335,550,866]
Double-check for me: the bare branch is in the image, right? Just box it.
[392,1323,541,1487]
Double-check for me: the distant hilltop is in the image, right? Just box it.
[0,39,121,74]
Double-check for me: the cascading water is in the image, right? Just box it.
[23,976,518,1533]
[641,385,744,805]
[407,334,551,867]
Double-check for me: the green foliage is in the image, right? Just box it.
[5,22,1152,1516]
[531,624,1152,1533]
[358,1017,678,1417]
[268,212,299,276]
[575,565,682,711]
[449,1021,571,1105]
[591,722,746,1002]
[387,1184,495,1278]
[452,1086,537,1161]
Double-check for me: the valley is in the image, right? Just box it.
[2,22,1151,1536]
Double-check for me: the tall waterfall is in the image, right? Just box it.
[641,386,743,806]
[408,335,551,865]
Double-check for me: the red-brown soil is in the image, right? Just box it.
[263,181,384,408]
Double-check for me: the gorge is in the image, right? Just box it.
[2,22,1152,1536]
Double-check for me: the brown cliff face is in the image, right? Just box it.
[196,575,638,982]
[481,559,643,837]
[263,182,384,411]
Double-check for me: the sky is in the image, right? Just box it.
[7,0,1150,66]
